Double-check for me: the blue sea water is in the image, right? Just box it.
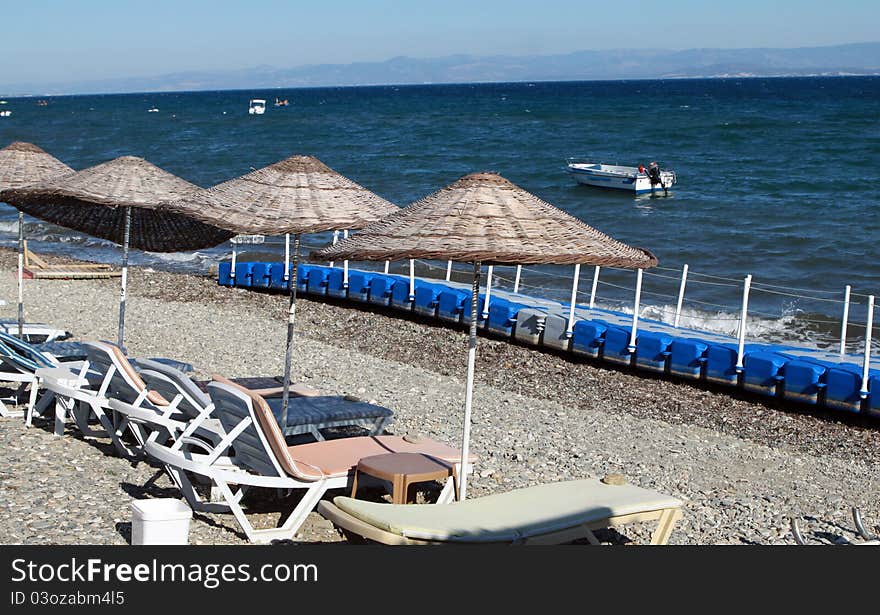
[0,77,878,347]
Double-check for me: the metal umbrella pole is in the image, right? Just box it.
[459,260,481,500]
[117,206,132,348]
[280,234,302,426]
[17,211,24,336]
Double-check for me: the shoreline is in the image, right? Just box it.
[1,247,878,545]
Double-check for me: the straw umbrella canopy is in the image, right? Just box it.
[0,142,75,335]
[316,171,658,498]
[164,154,399,423]
[0,156,235,346]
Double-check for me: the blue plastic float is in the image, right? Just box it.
[219,261,880,419]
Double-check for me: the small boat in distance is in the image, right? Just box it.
[248,99,266,115]
[566,159,676,195]
[0,110,11,118]
[274,97,290,107]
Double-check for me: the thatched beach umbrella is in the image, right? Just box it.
[0,142,74,336]
[164,154,398,423]
[0,156,234,346]
[317,171,658,498]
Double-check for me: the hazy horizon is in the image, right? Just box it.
[4,0,878,89]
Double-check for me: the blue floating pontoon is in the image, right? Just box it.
[487,298,526,337]
[741,351,790,397]
[601,325,633,367]
[218,262,234,286]
[782,359,826,405]
[704,343,742,387]
[413,282,444,318]
[668,338,708,380]
[634,331,674,374]
[822,362,864,414]
[436,288,468,322]
[390,279,415,311]
[571,319,607,358]
[217,262,880,420]
[368,274,396,307]
[306,266,331,296]
[233,262,255,287]
[326,268,348,299]
[250,263,271,289]
[347,271,375,303]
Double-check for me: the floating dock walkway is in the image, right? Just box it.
[219,260,880,420]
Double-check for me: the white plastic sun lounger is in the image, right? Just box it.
[143,379,475,543]
[134,361,393,441]
[318,478,682,545]
[36,341,224,459]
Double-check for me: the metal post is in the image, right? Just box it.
[566,264,581,336]
[628,268,643,352]
[283,234,290,282]
[673,264,689,328]
[736,274,753,370]
[408,259,416,301]
[513,265,522,294]
[329,230,339,268]
[860,295,874,398]
[589,266,600,309]
[342,229,349,287]
[460,261,481,500]
[840,285,851,356]
[280,235,302,425]
[117,206,132,348]
[481,265,494,319]
[445,260,453,282]
[230,240,237,281]
[383,260,390,274]
[17,211,24,336]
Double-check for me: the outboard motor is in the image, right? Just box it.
[647,162,668,196]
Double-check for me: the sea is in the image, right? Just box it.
[1,77,878,349]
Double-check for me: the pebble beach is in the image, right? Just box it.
[1,248,879,546]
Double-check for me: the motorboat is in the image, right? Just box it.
[0,110,11,118]
[566,159,676,195]
[248,99,266,115]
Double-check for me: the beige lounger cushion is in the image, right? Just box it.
[287,436,476,480]
[106,344,169,407]
[333,479,682,542]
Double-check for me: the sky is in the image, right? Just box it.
[1,0,877,86]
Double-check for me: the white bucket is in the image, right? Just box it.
[130,499,192,545]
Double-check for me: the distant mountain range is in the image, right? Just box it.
[4,42,880,96]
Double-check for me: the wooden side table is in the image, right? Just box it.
[351,452,459,504]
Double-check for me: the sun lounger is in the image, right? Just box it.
[134,359,394,440]
[22,240,121,280]
[318,478,682,545]
[143,379,474,543]
[0,331,89,417]
[0,319,70,344]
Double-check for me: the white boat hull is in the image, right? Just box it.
[567,163,676,194]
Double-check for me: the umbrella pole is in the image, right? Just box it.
[460,260,481,501]
[280,234,301,426]
[117,206,132,348]
[17,211,24,337]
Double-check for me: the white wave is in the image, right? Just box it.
[611,302,799,340]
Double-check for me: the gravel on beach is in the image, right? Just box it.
[0,248,878,546]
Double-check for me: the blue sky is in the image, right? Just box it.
[2,0,876,85]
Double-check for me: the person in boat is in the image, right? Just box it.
[638,163,646,174]
[647,161,661,184]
